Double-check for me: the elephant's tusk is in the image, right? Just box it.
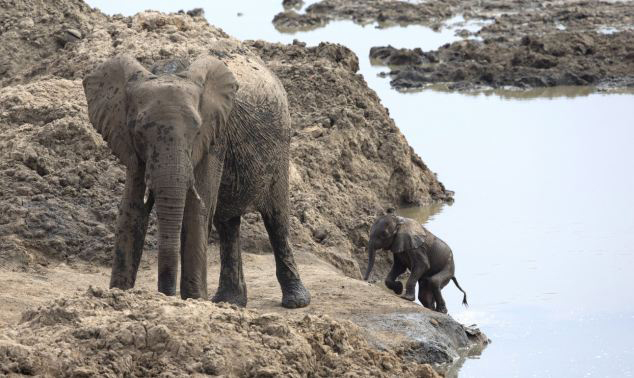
[191,185,202,202]
[144,186,151,203]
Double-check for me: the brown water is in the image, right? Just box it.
[88,1,634,376]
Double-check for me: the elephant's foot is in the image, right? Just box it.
[386,280,403,295]
[435,305,448,314]
[109,277,134,291]
[158,271,177,296]
[280,280,311,309]
[401,292,416,301]
[212,286,247,307]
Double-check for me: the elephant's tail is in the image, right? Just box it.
[451,277,468,307]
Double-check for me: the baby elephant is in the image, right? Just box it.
[363,212,468,314]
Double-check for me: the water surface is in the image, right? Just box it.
[87,1,634,376]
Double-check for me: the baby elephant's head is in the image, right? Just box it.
[363,213,399,280]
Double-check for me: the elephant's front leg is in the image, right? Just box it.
[385,258,406,295]
[402,250,429,301]
[418,279,436,310]
[110,167,153,290]
[180,153,223,299]
[212,215,247,306]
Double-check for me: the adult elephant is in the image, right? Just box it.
[83,48,310,309]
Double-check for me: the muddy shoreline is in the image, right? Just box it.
[274,0,634,91]
[0,1,481,376]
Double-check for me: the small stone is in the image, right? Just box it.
[312,227,327,242]
[18,18,35,29]
[66,29,82,39]
[303,126,323,138]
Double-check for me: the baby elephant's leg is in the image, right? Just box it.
[428,270,452,313]
[418,278,436,310]
[402,256,428,301]
[385,260,406,294]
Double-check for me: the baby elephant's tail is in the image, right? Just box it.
[451,277,468,307]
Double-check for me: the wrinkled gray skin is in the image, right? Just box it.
[83,48,310,309]
[363,214,467,314]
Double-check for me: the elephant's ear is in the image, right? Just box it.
[391,218,426,254]
[83,55,150,169]
[184,56,238,134]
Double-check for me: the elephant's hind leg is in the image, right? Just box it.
[212,216,247,307]
[418,279,436,310]
[260,198,310,309]
[428,270,452,314]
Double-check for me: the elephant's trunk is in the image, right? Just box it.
[152,166,190,296]
[363,242,377,281]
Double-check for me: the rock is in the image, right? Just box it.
[282,0,304,10]
[65,28,82,39]
[312,227,328,242]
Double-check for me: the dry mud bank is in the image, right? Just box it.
[274,0,634,90]
[2,287,442,377]
[0,0,482,375]
[0,0,451,277]
[0,254,486,376]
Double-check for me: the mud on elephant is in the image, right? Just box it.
[363,211,467,314]
[83,48,310,309]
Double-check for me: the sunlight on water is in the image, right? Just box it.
[87,1,634,376]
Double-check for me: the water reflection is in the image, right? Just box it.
[421,84,634,100]
[397,202,446,224]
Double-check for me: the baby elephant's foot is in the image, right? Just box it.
[401,292,416,301]
[281,280,311,309]
[385,280,403,295]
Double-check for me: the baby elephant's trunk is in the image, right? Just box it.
[451,277,468,307]
[363,243,376,281]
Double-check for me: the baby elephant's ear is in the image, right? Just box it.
[391,219,426,254]
[184,56,238,134]
[83,55,150,169]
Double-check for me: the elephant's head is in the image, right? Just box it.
[363,213,426,280]
[363,213,398,280]
[83,55,237,293]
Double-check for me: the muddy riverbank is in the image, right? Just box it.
[274,0,634,90]
[0,0,481,375]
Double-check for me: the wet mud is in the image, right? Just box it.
[274,0,634,90]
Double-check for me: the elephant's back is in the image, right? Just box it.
[428,235,455,275]
[207,40,290,123]
[206,41,292,219]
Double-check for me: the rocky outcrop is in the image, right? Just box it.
[274,0,634,91]
[371,32,634,90]
[273,0,454,31]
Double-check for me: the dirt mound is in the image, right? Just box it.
[371,31,634,90]
[0,1,451,277]
[0,287,440,377]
